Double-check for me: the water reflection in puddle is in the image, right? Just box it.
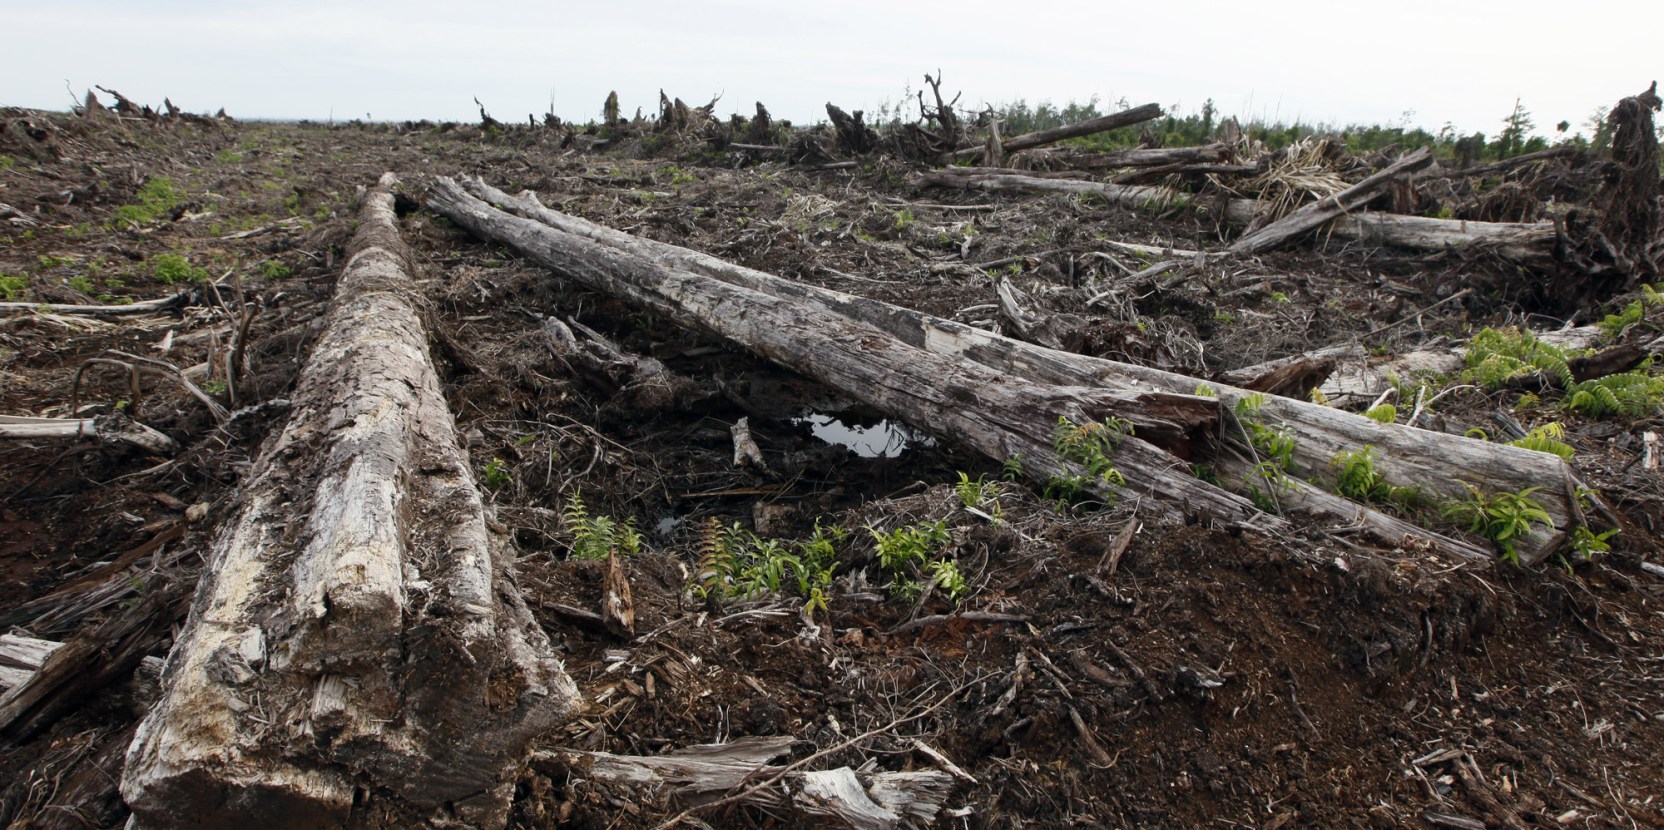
[794,413,934,458]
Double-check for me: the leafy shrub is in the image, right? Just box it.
[0,274,26,300]
[112,177,182,227]
[1440,484,1554,564]
[151,253,209,284]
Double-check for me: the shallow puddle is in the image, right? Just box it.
[793,412,935,458]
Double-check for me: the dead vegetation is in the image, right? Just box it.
[1,79,1663,829]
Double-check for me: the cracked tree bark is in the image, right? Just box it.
[120,174,578,830]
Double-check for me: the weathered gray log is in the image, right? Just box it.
[0,635,61,692]
[0,413,176,454]
[1076,143,1231,169]
[430,177,1273,530]
[1229,148,1434,254]
[452,177,1588,563]
[121,174,578,830]
[949,102,1163,161]
[532,737,955,829]
[919,169,1556,259]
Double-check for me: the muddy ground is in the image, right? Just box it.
[2,108,1663,829]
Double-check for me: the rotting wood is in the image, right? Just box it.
[0,635,61,692]
[531,737,955,829]
[949,102,1163,161]
[919,168,1556,259]
[447,177,1585,563]
[1076,143,1231,169]
[121,174,579,830]
[430,177,1272,531]
[0,413,176,454]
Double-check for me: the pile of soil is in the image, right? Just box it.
[1,107,1661,829]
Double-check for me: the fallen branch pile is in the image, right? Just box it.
[430,176,1611,566]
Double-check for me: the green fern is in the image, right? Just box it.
[1566,370,1664,418]
[1464,327,1579,390]
[1439,484,1554,564]
[1506,422,1575,460]
[1598,284,1661,338]
[1362,404,1397,424]
[562,494,642,561]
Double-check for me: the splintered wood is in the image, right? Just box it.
[120,174,578,829]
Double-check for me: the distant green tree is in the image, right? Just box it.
[1495,99,1536,158]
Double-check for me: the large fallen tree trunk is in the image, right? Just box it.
[429,177,1270,530]
[449,177,1601,564]
[919,168,1556,259]
[949,102,1163,161]
[437,177,1600,564]
[121,174,578,830]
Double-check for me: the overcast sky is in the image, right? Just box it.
[4,0,1657,139]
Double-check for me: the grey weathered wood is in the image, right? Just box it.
[121,174,578,830]
[0,635,62,692]
[431,178,1279,530]
[950,102,1163,160]
[453,178,1582,563]
[534,738,955,829]
[919,168,1555,259]
[0,413,176,454]
[1229,148,1435,253]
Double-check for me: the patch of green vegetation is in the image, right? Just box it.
[1045,416,1131,505]
[1464,327,1578,389]
[1234,394,1296,470]
[1598,284,1661,338]
[0,156,15,170]
[695,520,843,613]
[562,493,642,560]
[215,148,245,164]
[1567,369,1664,418]
[112,177,182,227]
[955,472,1002,516]
[1362,404,1397,424]
[67,276,95,294]
[257,259,292,280]
[1464,326,1663,418]
[1440,484,1554,565]
[480,457,512,489]
[202,379,228,395]
[36,254,71,269]
[151,253,210,284]
[893,209,916,230]
[1507,422,1575,460]
[0,274,27,300]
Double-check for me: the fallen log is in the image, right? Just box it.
[430,177,1272,529]
[919,169,1555,260]
[1076,143,1231,169]
[1228,148,1434,254]
[450,177,1592,563]
[949,102,1163,161]
[0,413,176,454]
[121,175,578,829]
